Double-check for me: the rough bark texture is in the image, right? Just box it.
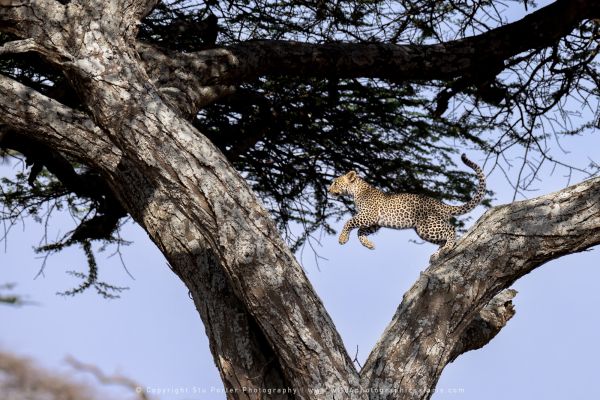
[448,289,517,364]
[361,177,600,397]
[1,0,599,399]
[2,0,358,393]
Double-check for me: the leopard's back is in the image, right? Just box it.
[376,193,445,229]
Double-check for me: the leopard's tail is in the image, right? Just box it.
[446,154,486,216]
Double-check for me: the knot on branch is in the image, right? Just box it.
[449,289,517,363]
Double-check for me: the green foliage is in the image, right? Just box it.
[0,0,598,294]
[1,159,129,297]
[51,242,128,299]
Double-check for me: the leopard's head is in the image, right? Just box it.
[328,171,358,196]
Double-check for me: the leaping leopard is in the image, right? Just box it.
[328,154,486,260]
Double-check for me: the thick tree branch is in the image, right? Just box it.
[136,42,235,117]
[1,131,113,198]
[0,76,127,245]
[6,1,596,117]
[119,0,159,23]
[0,73,120,171]
[138,0,600,92]
[0,38,47,55]
[361,176,600,399]
[0,0,67,48]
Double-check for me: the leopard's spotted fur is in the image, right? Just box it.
[328,154,486,259]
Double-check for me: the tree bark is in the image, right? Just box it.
[361,177,600,397]
[1,1,600,399]
[2,0,359,393]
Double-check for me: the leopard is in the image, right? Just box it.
[328,154,486,260]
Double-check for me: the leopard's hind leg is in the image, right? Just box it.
[415,216,456,260]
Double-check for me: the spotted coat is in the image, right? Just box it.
[328,154,486,259]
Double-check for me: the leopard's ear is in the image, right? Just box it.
[346,171,357,182]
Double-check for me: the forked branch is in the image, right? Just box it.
[361,176,600,398]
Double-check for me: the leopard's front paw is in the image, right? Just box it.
[338,232,349,245]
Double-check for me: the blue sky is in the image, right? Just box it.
[2,2,600,399]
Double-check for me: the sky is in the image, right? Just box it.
[1,2,600,400]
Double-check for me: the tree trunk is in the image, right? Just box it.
[1,1,600,399]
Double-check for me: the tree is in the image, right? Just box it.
[0,0,598,398]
